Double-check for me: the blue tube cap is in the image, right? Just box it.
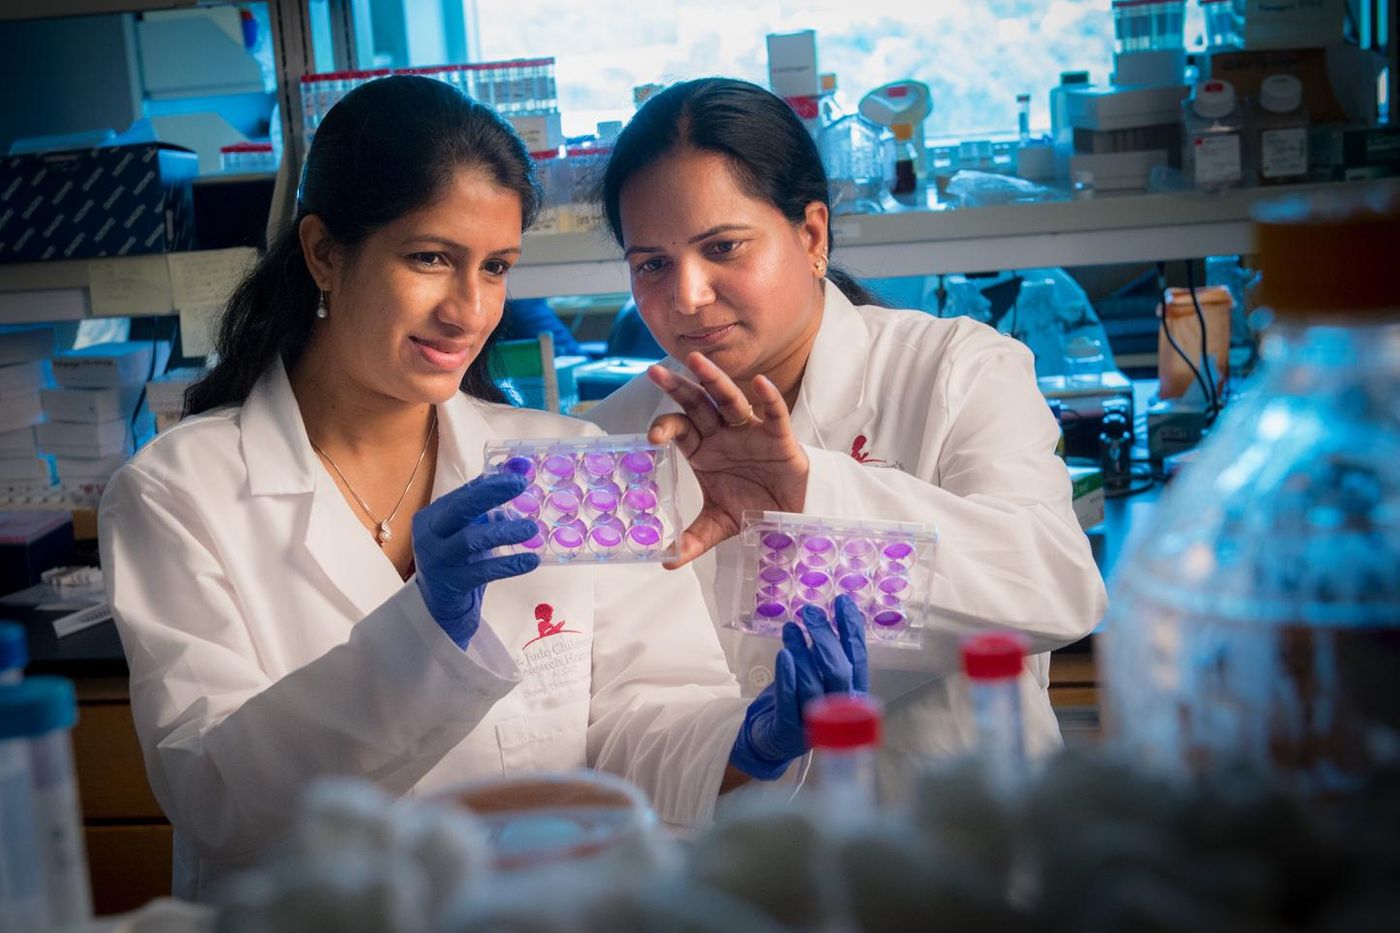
[0,676,77,740]
[0,621,26,673]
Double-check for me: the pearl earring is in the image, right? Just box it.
[315,291,328,319]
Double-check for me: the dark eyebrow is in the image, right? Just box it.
[623,224,755,259]
[402,235,520,257]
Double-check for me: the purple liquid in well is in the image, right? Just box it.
[542,454,576,482]
[547,491,580,514]
[838,573,870,592]
[582,451,616,478]
[552,526,584,549]
[619,451,655,476]
[628,524,661,547]
[762,532,794,551]
[755,600,787,619]
[877,576,909,595]
[584,489,619,513]
[503,456,536,480]
[802,536,834,555]
[873,610,905,628]
[510,492,541,518]
[882,541,914,560]
[759,566,789,585]
[623,488,658,513]
[798,570,831,589]
[590,526,623,549]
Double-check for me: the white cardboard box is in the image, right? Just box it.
[0,426,37,456]
[36,418,130,458]
[0,326,55,367]
[55,452,128,483]
[1237,0,1344,50]
[0,392,43,435]
[1070,150,1170,190]
[767,30,819,99]
[1067,84,1190,131]
[41,384,145,423]
[0,360,48,396]
[0,456,54,484]
[509,112,564,153]
[51,341,171,389]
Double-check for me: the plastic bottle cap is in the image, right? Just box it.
[1060,70,1090,86]
[805,694,882,749]
[892,122,914,141]
[1016,93,1031,103]
[1258,74,1303,114]
[0,676,77,740]
[820,73,838,93]
[0,622,26,672]
[1191,80,1236,119]
[961,632,1030,680]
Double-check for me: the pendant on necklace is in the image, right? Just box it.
[377,521,393,544]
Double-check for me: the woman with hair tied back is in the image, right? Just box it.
[98,75,864,899]
[587,78,1107,798]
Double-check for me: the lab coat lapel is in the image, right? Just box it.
[241,362,408,619]
[431,390,491,498]
[790,283,876,449]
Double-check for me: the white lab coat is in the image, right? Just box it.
[98,361,747,901]
[587,284,1107,798]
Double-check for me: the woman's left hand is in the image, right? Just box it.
[647,351,808,568]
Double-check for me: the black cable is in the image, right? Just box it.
[1155,262,1214,414]
[1184,260,1221,421]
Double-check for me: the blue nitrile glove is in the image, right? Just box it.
[729,595,870,780]
[412,473,541,649]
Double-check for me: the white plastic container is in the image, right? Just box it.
[805,694,882,815]
[962,632,1030,795]
[1183,79,1245,192]
[1254,74,1309,186]
[2,677,91,928]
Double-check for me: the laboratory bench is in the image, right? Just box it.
[5,492,1151,914]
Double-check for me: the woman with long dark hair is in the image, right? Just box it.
[586,78,1106,798]
[99,75,863,899]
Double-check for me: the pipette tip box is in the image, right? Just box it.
[732,511,938,649]
[484,435,681,564]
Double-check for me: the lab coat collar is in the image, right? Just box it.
[241,360,319,497]
[240,360,494,618]
[787,282,872,444]
[240,359,492,498]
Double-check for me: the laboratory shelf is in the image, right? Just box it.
[0,181,1373,320]
[507,180,1371,299]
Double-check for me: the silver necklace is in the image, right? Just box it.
[311,411,436,546]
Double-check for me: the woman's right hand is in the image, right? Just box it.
[412,473,541,649]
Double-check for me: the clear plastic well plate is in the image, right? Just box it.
[483,435,682,564]
[732,511,938,649]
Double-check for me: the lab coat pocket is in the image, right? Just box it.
[495,701,590,772]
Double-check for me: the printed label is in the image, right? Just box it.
[1193,134,1242,187]
[1261,127,1307,178]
